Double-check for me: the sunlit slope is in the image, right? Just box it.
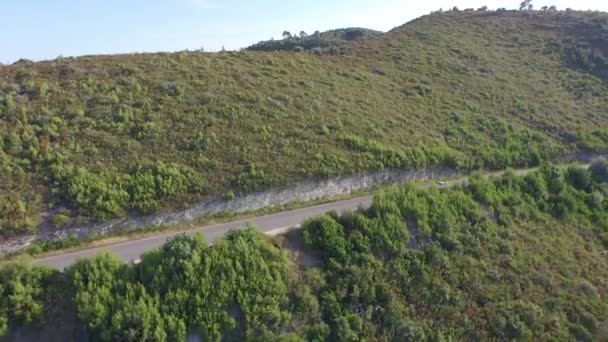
[0,9,607,235]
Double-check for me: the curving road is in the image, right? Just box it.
[34,164,569,270]
[35,196,375,270]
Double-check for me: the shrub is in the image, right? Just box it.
[52,162,195,219]
[235,163,268,193]
[0,262,56,337]
[223,191,236,201]
[160,82,181,96]
[302,216,348,262]
[51,212,71,228]
[52,166,130,220]
[590,158,608,183]
[566,166,592,190]
[0,194,38,236]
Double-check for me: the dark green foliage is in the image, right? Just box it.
[590,158,608,183]
[566,165,592,190]
[0,262,58,336]
[68,253,171,340]
[302,214,349,262]
[247,28,382,53]
[66,229,293,341]
[69,253,124,337]
[0,194,38,236]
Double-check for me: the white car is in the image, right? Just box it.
[437,181,447,189]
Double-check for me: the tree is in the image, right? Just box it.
[590,158,608,183]
[302,216,348,262]
[520,0,533,10]
[109,284,168,342]
[541,164,566,194]
[344,30,364,41]
[282,31,292,39]
[313,31,321,46]
[0,262,54,337]
[549,5,557,11]
[566,166,591,190]
[299,31,308,39]
[69,253,121,336]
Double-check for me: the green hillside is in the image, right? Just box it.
[1,162,607,340]
[1,9,608,237]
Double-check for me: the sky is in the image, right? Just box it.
[1,0,608,63]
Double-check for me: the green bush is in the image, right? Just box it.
[235,163,269,193]
[51,212,71,229]
[590,158,608,183]
[52,162,196,219]
[0,194,37,236]
[566,166,592,190]
[0,261,57,336]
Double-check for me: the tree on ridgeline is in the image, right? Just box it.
[520,0,533,10]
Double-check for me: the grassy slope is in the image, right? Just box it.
[1,10,608,235]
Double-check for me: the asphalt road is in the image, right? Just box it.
[32,165,557,270]
[35,196,375,269]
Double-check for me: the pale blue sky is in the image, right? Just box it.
[2,0,607,63]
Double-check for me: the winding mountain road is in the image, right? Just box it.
[33,164,576,270]
[35,196,374,269]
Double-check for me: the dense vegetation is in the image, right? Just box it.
[1,160,607,341]
[1,9,608,238]
[246,28,383,53]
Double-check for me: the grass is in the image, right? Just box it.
[1,9,608,238]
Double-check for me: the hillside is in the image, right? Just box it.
[1,9,608,238]
[1,162,607,340]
